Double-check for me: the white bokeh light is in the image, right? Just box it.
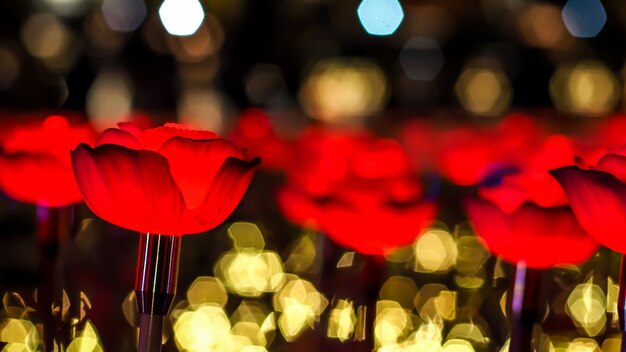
[159,0,205,36]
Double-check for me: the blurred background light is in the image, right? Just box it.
[86,70,133,131]
[550,60,619,116]
[298,57,388,125]
[566,282,606,337]
[561,0,606,38]
[399,37,445,81]
[20,13,80,71]
[186,276,228,309]
[101,0,147,32]
[357,0,404,36]
[177,87,226,134]
[159,0,205,36]
[166,14,224,63]
[517,3,573,50]
[326,299,356,342]
[413,228,457,273]
[273,278,328,341]
[39,0,87,17]
[0,46,20,90]
[455,59,512,116]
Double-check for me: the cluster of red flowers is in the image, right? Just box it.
[3,110,626,270]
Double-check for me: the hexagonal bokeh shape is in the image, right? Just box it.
[186,276,228,309]
[379,276,418,310]
[400,37,444,81]
[562,0,606,38]
[357,0,404,36]
[159,0,205,36]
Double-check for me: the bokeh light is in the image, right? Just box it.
[357,0,404,36]
[273,278,328,341]
[566,282,606,337]
[399,37,445,81]
[562,0,606,38]
[550,60,619,116]
[327,299,356,342]
[518,4,573,50]
[159,0,205,36]
[455,59,512,116]
[413,228,457,273]
[86,70,133,131]
[20,13,79,71]
[298,57,388,125]
[101,0,147,32]
[186,276,228,309]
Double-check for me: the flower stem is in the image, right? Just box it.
[508,262,541,352]
[36,205,74,351]
[135,233,181,352]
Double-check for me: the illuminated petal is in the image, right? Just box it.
[71,143,187,234]
[321,202,437,255]
[551,166,626,253]
[121,122,219,150]
[158,137,244,209]
[595,153,626,183]
[465,198,597,268]
[194,156,260,229]
[0,154,82,207]
[96,128,141,149]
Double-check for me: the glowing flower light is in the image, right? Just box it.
[0,114,96,207]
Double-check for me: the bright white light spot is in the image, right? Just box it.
[357,0,404,36]
[102,0,147,32]
[159,0,205,36]
[562,0,606,38]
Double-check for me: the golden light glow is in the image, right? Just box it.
[337,252,356,268]
[454,235,490,289]
[284,232,318,274]
[214,250,285,297]
[0,319,38,348]
[442,339,475,352]
[187,276,228,309]
[410,322,443,351]
[374,300,413,347]
[327,299,356,341]
[447,324,487,346]
[273,278,328,341]
[566,282,606,337]
[379,277,418,310]
[455,59,512,116]
[227,222,265,250]
[231,301,275,347]
[298,57,388,125]
[173,306,231,351]
[67,321,103,352]
[601,337,620,352]
[566,338,600,352]
[550,60,619,116]
[166,14,224,62]
[415,284,457,323]
[414,229,457,273]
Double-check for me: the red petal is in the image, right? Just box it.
[193,156,259,229]
[71,144,188,234]
[141,124,218,150]
[596,153,626,183]
[0,154,82,206]
[465,198,597,269]
[158,137,245,209]
[96,128,142,149]
[321,202,436,255]
[551,166,626,253]
[276,187,325,228]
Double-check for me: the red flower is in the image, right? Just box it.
[436,114,545,185]
[278,127,436,255]
[71,123,260,235]
[551,147,626,253]
[466,134,598,268]
[228,108,291,171]
[0,115,97,207]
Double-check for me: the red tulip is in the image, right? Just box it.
[0,115,97,207]
[71,123,260,235]
[467,134,598,268]
[278,127,436,255]
[551,147,626,253]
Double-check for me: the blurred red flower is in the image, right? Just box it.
[228,108,291,171]
[0,115,97,207]
[278,127,436,255]
[71,123,259,235]
[551,145,626,253]
[466,134,598,269]
[434,114,546,185]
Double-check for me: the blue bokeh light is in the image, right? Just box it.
[562,0,607,38]
[357,0,404,36]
